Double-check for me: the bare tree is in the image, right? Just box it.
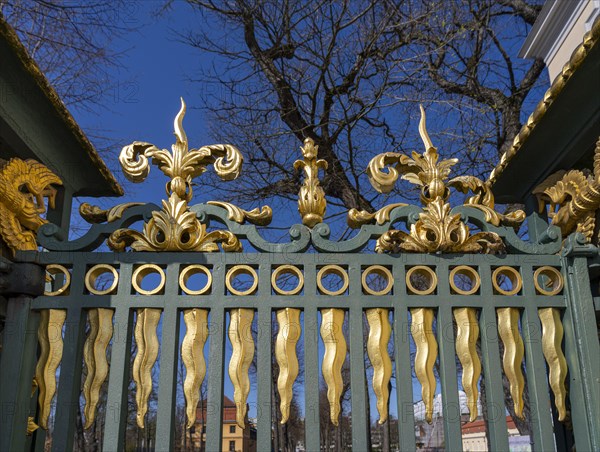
[176,0,546,225]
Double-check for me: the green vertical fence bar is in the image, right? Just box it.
[205,305,225,452]
[303,260,320,452]
[155,262,181,451]
[103,263,134,451]
[564,255,600,450]
[51,306,85,451]
[393,266,416,452]
[436,302,463,452]
[0,297,39,451]
[256,263,272,450]
[348,263,369,451]
[521,264,556,452]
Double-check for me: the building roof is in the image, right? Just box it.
[0,17,123,197]
[488,15,600,202]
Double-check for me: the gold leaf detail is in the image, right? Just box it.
[320,308,347,426]
[133,308,161,428]
[275,308,301,424]
[79,202,145,223]
[35,309,66,429]
[453,307,481,422]
[410,307,437,424]
[207,201,272,226]
[228,308,255,429]
[497,307,525,418]
[366,308,392,424]
[347,203,408,229]
[83,308,114,428]
[539,308,568,421]
[182,308,209,428]
[294,138,328,227]
[0,158,62,255]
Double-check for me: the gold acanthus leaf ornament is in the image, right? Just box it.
[533,137,600,244]
[360,106,524,253]
[107,98,245,252]
[0,158,62,255]
[294,137,328,228]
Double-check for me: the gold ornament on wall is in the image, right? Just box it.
[356,105,524,253]
[533,137,600,245]
[0,158,62,255]
[295,137,328,227]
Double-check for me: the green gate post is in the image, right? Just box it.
[562,238,600,451]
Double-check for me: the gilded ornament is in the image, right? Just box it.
[0,158,62,255]
[182,308,209,428]
[410,307,438,423]
[364,106,520,254]
[361,265,393,296]
[229,308,255,428]
[83,308,114,428]
[497,307,525,418]
[453,307,481,421]
[538,308,568,421]
[79,202,145,224]
[275,308,301,423]
[294,137,328,227]
[347,203,407,229]
[317,265,349,296]
[207,201,272,226]
[533,138,600,244]
[271,265,304,296]
[133,308,161,428]
[320,308,347,426]
[35,308,67,429]
[107,98,246,252]
[366,308,392,424]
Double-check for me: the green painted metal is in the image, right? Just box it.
[0,202,598,452]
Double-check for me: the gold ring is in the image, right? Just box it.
[132,264,166,295]
[226,265,258,296]
[271,265,304,295]
[361,265,393,295]
[533,266,563,296]
[179,265,212,295]
[317,265,349,296]
[85,264,119,295]
[449,266,481,295]
[44,264,71,296]
[492,266,522,296]
[406,266,437,295]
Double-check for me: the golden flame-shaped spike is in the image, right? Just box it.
[538,308,568,421]
[320,308,347,426]
[418,105,435,151]
[454,307,481,422]
[229,308,255,429]
[174,97,187,145]
[275,308,301,424]
[410,307,438,423]
[497,307,525,418]
[182,308,209,428]
[133,308,161,428]
[35,309,66,429]
[83,308,114,428]
[366,308,392,424]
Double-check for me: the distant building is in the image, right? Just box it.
[192,396,257,452]
[462,416,531,452]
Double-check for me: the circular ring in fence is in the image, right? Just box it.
[361,265,393,295]
[533,266,563,296]
[226,265,258,296]
[492,266,522,296]
[44,264,71,296]
[317,265,349,296]
[271,265,304,295]
[85,264,119,295]
[179,265,212,295]
[132,264,166,295]
[449,266,481,295]
[405,266,437,295]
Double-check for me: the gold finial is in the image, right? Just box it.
[294,137,328,227]
[418,105,435,152]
